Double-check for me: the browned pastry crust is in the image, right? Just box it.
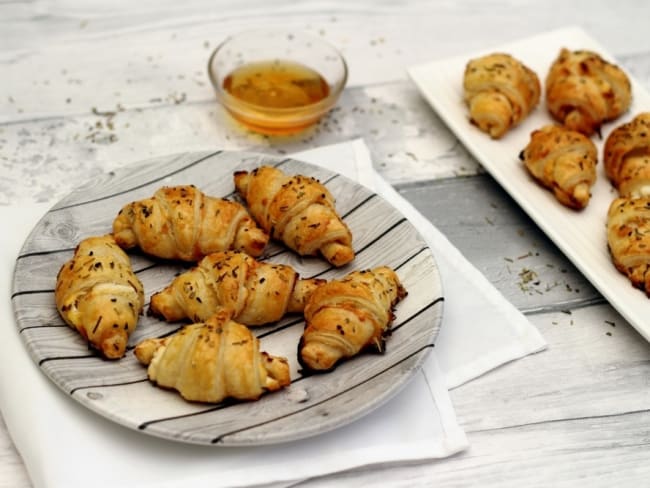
[607,197,650,295]
[55,235,145,359]
[463,52,541,139]
[520,124,598,209]
[134,310,290,403]
[604,112,650,197]
[545,48,632,136]
[298,266,406,372]
[233,166,354,266]
[149,250,325,325]
[112,185,268,261]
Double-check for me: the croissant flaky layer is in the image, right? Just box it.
[604,112,650,197]
[298,266,407,372]
[607,197,650,295]
[149,250,325,325]
[55,234,145,359]
[520,124,598,209]
[234,166,354,266]
[463,52,541,139]
[134,311,291,403]
[545,48,632,136]
[113,185,268,261]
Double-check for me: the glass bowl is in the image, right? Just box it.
[208,29,348,135]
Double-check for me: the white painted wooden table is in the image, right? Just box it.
[3,1,650,486]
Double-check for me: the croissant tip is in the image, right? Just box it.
[297,338,339,375]
[320,242,355,267]
[101,336,128,360]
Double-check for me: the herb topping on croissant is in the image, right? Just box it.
[234,166,354,266]
[134,310,291,403]
[545,48,631,136]
[149,250,325,325]
[298,266,406,372]
[604,112,650,197]
[55,234,145,359]
[113,185,268,261]
[607,197,650,295]
[463,52,541,139]
[520,124,598,209]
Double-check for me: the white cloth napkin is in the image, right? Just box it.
[0,139,546,488]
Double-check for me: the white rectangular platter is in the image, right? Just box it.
[409,26,650,341]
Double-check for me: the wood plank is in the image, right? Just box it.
[400,175,604,312]
[4,0,650,485]
[452,304,650,432]
[298,409,650,487]
[0,80,484,208]
[295,302,650,487]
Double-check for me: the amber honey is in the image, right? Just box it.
[223,60,330,109]
[220,59,333,134]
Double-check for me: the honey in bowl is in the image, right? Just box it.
[208,29,348,135]
[223,60,330,109]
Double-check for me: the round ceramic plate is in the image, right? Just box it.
[11,150,443,446]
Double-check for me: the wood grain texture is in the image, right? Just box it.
[2,2,650,206]
[4,0,650,485]
[295,303,650,487]
[11,151,442,446]
[402,175,603,312]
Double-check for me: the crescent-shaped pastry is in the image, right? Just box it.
[134,310,290,403]
[607,197,650,295]
[463,52,541,139]
[604,112,650,197]
[149,250,325,325]
[520,124,598,209]
[234,166,354,266]
[545,48,631,136]
[55,235,145,359]
[113,185,269,261]
[298,266,406,372]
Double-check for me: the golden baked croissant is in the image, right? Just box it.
[607,197,650,295]
[134,310,291,403]
[233,166,354,266]
[113,185,269,261]
[298,266,407,372]
[463,52,541,139]
[520,124,598,209]
[55,235,145,359]
[149,250,325,324]
[604,113,650,197]
[545,48,632,136]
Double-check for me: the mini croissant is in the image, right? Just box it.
[463,52,541,139]
[234,166,354,266]
[113,185,268,261]
[149,250,325,325]
[298,266,406,372]
[55,235,145,359]
[604,113,650,197]
[520,124,598,209]
[134,311,291,403]
[607,197,650,296]
[545,48,631,136]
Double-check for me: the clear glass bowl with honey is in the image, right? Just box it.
[208,29,348,135]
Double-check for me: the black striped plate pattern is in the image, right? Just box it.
[11,150,443,446]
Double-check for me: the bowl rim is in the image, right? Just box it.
[206,28,348,116]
